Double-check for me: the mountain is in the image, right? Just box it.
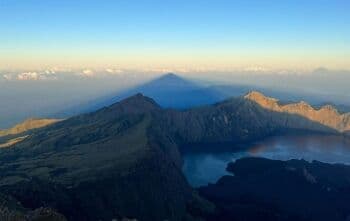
[199,157,350,221]
[245,91,350,132]
[0,92,347,220]
[0,94,201,221]
[157,93,340,152]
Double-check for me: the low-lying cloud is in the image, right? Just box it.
[17,72,40,80]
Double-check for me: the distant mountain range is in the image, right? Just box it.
[0,91,349,220]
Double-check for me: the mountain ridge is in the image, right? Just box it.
[0,93,196,220]
[245,91,350,132]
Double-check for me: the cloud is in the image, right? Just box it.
[243,66,270,72]
[80,69,95,77]
[17,72,40,80]
[45,69,56,74]
[105,68,123,74]
[2,74,13,80]
[16,71,58,81]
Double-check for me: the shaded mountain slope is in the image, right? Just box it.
[0,94,193,221]
[199,157,350,221]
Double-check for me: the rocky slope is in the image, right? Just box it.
[245,91,350,132]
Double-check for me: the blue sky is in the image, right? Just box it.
[1,0,349,70]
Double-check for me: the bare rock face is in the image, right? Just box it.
[245,91,350,132]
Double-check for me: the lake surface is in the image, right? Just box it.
[182,135,350,187]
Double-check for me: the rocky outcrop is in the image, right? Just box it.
[245,91,350,132]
